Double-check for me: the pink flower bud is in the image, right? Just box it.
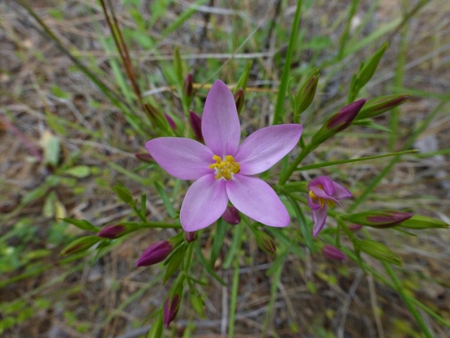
[97,224,126,239]
[136,241,173,267]
[322,245,347,261]
[343,210,413,228]
[349,224,362,232]
[234,88,244,114]
[184,231,197,242]
[163,295,180,328]
[327,99,366,131]
[189,110,203,143]
[183,74,193,99]
[164,113,176,130]
[222,206,241,225]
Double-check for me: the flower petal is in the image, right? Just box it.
[312,206,328,237]
[226,175,290,227]
[310,186,340,206]
[180,175,228,231]
[202,80,241,156]
[332,182,352,199]
[146,137,213,180]
[235,125,303,175]
[308,176,334,195]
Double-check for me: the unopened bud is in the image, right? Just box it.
[136,241,173,267]
[163,294,180,328]
[322,245,346,261]
[356,94,410,120]
[144,103,172,134]
[357,239,402,266]
[183,73,193,99]
[327,99,366,131]
[164,113,176,131]
[234,88,245,115]
[343,210,413,228]
[97,224,126,239]
[61,236,102,256]
[295,68,320,117]
[189,110,203,143]
[311,99,366,145]
[349,224,362,232]
[358,41,389,89]
[135,153,153,163]
[254,229,276,255]
[400,215,449,229]
[222,206,240,225]
[184,231,197,242]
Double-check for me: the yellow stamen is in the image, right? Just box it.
[309,188,336,208]
[209,154,240,180]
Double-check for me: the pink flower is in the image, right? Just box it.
[146,80,303,231]
[307,176,352,237]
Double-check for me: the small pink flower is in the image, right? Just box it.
[307,176,352,237]
[146,80,303,231]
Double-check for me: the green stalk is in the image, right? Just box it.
[389,23,408,151]
[273,0,303,125]
[384,262,434,338]
[228,259,240,338]
[279,143,314,185]
[337,0,360,60]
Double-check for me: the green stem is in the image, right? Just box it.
[279,143,313,185]
[228,259,240,338]
[384,263,434,338]
[273,0,303,125]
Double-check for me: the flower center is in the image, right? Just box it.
[309,185,336,208]
[209,155,240,180]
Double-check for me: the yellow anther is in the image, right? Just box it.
[309,188,336,208]
[209,154,240,180]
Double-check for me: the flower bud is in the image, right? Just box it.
[189,110,203,143]
[322,245,346,261]
[254,229,276,255]
[343,210,413,228]
[163,294,180,328]
[136,241,173,267]
[97,224,126,239]
[144,103,173,135]
[327,99,366,131]
[135,153,153,163]
[184,231,197,242]
[311,99,366,145]
[357,239,402,266]
[400,215,449,229]
[357,41,388,89]
[356,94,410,120]
[164,113,176,131]
[222,206,240,225]
[183,73,193,99]
[348,224,362,232]
[234,88,245,115]
[295,68,320,117]
[61,236,102,256]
